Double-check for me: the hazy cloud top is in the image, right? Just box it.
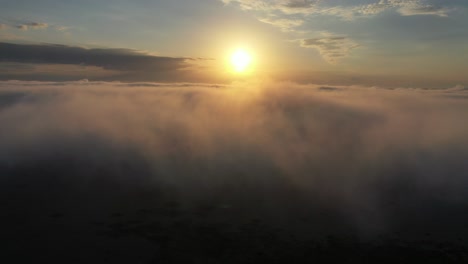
[1,81,467,239]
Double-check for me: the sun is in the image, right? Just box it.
[230,49,252,73]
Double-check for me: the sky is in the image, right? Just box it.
[0,0,467,87]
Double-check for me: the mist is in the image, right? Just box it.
[2,80,468,262]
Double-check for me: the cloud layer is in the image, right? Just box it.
[1,80,468,241]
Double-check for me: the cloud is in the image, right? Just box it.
[223,0,452,17]
[0,20,69,33]
[397,2,449,17]
[327,0,451,18]
[257,17,304,31]
[222,0,320,14]
[446,84,467,92]
[55,26,69,31]
[0,42,210,82]
[279,0,321,13]
[221,1,454,62]
[222,0,453,25]
[0,80,467,239]
[300,33,360,63]
[15,25,28,30]
[15,22,49,30]
[357,0,450,17]
[0,42,181,71]
[1,80,468,260]
[285,0,317,8]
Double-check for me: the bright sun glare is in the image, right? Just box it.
[231,49,252,73]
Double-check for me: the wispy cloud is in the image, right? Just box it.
[15,22,48,30]
[222,0,452,19]
[300,33,360,63]
[397,2,449,17]
[222,0,320,14]
[356,0,450,18]
[55,26,69,32]
[221,0,455,64]
[0,20,69,33]
[257,17,304,31]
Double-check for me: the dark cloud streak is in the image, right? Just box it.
[0,42,189,72]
